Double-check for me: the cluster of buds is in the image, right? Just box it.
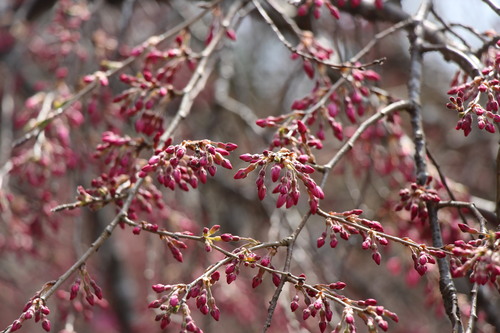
[202,224,240,252]
[291,278,397,332]
[139,139,236,191]
[234,147,323,213]
[255,70,382,153]
[448,230,500,286]
[150,273,221,330]
[342,66,382,123]
[75,175,165,220]
[410,246,446,276]
[68,266,103,306]
[161,235,188,263]
[257,113,329,151]
[319,210,387,265]
[348,113,415,182]
[446,67,500,136]
[28,0,90,76]
[10,294,52,332]
[293,0,341,19]
[395,179,441,222]
[251,248,281,288]
[150,295,203,331]
[292,31,335,78]
[225,249,271,285]
[94,131,148,179]
[291,290,334,332]
[113,32,194,136]
[186,274,221,321]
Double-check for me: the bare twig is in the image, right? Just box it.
[466,282,479,333]
[426,147,468,225]
[336,0,483,77]
[252,0,382,70]
[263,212,310,332]
[430,6,470,49]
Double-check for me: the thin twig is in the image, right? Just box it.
[252,0,381,70]
[350,18,411,63]
[263,212,310,332]
[466,282,479,333]
[426,147,468,225]
[430,6,470,49]
[437,201,487,233]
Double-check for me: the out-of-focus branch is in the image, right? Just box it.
[426,148,468,225]
[319,99,412,186]
[335,0,482,77]
[11,0,224,149]
[253,0,380,69]
[481,0,500,16]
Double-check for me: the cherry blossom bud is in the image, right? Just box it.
[226,29,237,41]
[11,320,22,332]
[152,284,166,293]
[303,60,314,79]
[42,319,51,332]
[271,164,282,182]
[210,307,220,321]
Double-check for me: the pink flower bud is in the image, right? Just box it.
[329,281,346,290]
[160,316,170,329]
[210,307,220,321]
[297,5,308,16]
[152,284,166,293]
[220,233,233,242]
[11,320,22,332]
[303,60,314,79]
[42,319,51,332]
[303,308,311,320]
[226,29,237,41]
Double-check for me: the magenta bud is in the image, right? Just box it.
[11,320,22,332]
[152,284,166,293]
[297,120,308,134]
[42,319,51,332]
[210,307,220,321]
[226,29,237,41]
